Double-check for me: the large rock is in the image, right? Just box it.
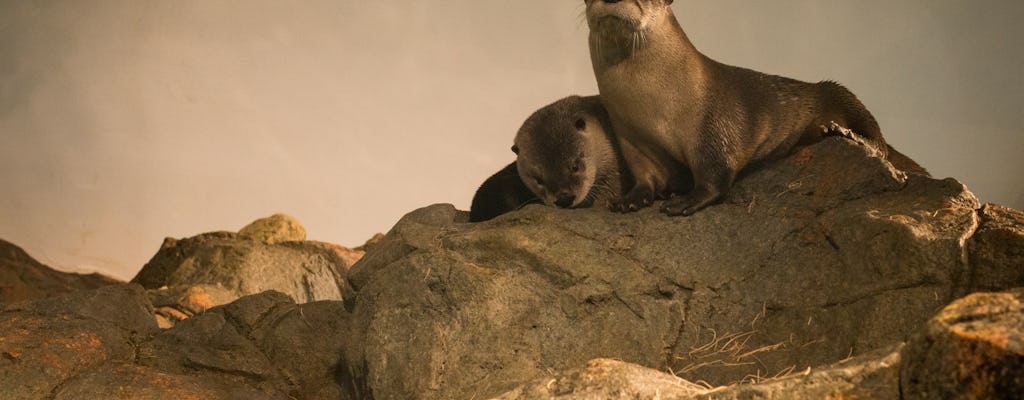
[901,289,1024,399]
[341,138,986,399]
[0,284,159,400]
[0,238,120,304]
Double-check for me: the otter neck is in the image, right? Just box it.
[589,9,702,71]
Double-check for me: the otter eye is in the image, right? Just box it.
[534,177,544,187]
[571,159,582,173]
[574,118,586,131]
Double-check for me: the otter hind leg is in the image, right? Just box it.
[660,162,736,216]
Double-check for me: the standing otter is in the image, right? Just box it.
[584,0,920,216]
[469,95,628,221]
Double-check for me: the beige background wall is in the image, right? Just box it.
[2,1,1022,280]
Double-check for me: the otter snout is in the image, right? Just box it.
[554,194,577,208]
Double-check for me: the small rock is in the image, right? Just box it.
[238,213,307,244]
[901,289,1024,399]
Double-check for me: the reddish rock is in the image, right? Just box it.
[901,289,1024,399]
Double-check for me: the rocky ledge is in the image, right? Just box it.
[1,138,1022,399]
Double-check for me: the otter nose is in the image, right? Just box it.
[555,195,576,208]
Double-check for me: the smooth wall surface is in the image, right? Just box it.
[2,1,1022,280]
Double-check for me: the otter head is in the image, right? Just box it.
[584,0,674,37]
[513,96,605,209]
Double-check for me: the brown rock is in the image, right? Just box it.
[0,238,120,304]
[965,204,1024,294]
[0,284,159,399]
[901,289,1024,399]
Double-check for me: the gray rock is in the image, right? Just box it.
[342,138,985,399]
[132,231,355,306]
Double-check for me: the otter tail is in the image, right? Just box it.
[815,80,889,158]
[886,145,931,177]
[469,162,539,222]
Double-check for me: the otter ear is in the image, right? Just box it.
[511,144,519,154]
[574,117,587,131]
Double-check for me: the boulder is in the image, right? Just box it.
[131,228,358,316]
[341,138,986,399]
[901,289,1024,399]
[0,238,120,304]
[0,284,159,400]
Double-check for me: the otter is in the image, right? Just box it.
[513,95,627,209]
[584,0,925,216]
[469,95,628,221]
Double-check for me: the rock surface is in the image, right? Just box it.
[131,230,358,316]
[496,344,902,400]
[0,284,349,400]
[966,204,1024,295]
[0,239,120,304]
[901,289,1024,399]
[0,284,159,400]
[239,213,308,244]
[342,138,986,399]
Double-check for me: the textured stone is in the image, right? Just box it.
[0,284,159,400]
[132,231,354,305]
[238,213,307,244]
[0,238,119,304]
[965,204,1024,295]
[901,289,1024,399]
[341,138,984,399]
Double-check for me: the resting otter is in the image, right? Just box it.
[469,95,628,221]
[584,0,924,216]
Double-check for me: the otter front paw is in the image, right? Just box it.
[611,187,655,213]
[660,190,722,216]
